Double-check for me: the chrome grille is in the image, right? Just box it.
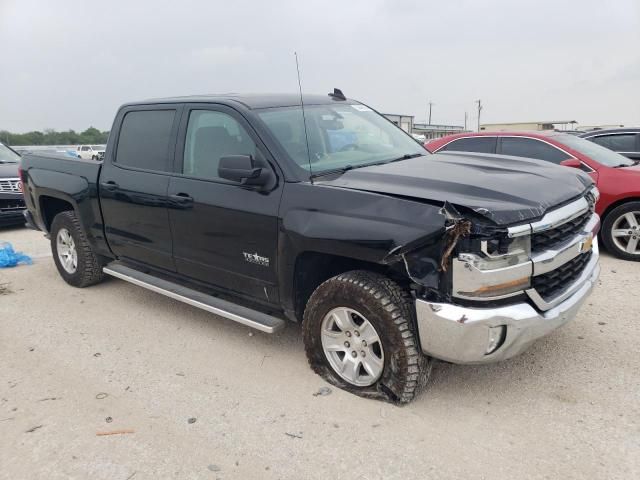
[532,251,592,301]
[531,210,592,253]
[0,178,22,193]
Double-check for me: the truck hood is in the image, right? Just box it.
[0,163,19,178]
[314,152,593,225]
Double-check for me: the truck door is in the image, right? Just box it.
[99,105,182,271]
[167,104,282,303]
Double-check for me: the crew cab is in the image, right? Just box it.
[20,93,600,403]
[427,131,640,261]
[75,145,105,160]
[0,142,26,227]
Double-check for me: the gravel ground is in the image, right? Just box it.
[1,226,639,480]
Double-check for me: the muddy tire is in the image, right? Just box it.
[601,202,640,261]
[50,210,105,287]
[303,270,432,404]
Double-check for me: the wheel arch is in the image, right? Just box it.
[39,194,75,232]
[291,250,406,323]
[601,196,640,222]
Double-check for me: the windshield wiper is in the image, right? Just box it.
[386,152,425,163]
[310,153,426,179]
[310,164,356,179]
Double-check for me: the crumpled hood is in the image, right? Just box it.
[315,152,593,225]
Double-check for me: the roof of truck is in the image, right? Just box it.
[122,93,357,110]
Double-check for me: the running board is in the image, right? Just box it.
[103,263,285,334]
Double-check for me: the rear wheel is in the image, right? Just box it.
[303,270,432,404]
[601,202,640,261]
[51,211,105,287]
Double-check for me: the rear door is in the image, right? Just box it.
[167,104,282,303]
[100,105,182,271]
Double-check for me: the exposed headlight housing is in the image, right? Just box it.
[453,234,532,300]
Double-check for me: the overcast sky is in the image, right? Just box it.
[1,0,638,132]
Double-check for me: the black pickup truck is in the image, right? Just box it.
[20,92,601,403]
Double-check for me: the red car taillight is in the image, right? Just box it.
[17,167,25,192]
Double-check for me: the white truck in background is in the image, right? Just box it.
[76,145,106,160]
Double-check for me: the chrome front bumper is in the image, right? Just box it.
[415,249,600,364]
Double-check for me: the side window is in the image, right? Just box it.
[590,134,636,152]
[183,110,257,181]
[116,109,176,171]
[500,138,569,164]
[440,137,496,154]
[81,146,90,151]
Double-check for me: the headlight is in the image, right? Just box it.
[453,235,532,299]
[460,235,530,270]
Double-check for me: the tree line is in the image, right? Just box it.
[0,127,109,146]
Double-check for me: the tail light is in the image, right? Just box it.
[17,167,24,192]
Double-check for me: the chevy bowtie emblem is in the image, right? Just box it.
[580,234,593,254]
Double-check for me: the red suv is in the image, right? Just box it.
[427,131,640,261]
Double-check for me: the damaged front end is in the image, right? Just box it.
[397,188,601,364]
[392,201,529,306]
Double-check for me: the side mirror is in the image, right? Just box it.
[560,158,582,169]
[218,155,271,187]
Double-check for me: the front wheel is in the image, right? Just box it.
[303,270,432,404]
[601,202,640,261]
[50,211,105,287]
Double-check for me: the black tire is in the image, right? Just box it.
[601,201,640,261]
[50,211,105,287]
[303,270,432,404]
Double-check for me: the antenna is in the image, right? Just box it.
[294,52,313,180]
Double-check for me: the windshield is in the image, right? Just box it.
[555,134,634,167]
[0,143,20,164]
[257,104,426,174]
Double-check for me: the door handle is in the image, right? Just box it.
[169,193,194,206]
[100,181,119,191]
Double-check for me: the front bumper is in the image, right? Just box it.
[415,250,600,364]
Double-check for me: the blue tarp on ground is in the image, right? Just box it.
[0,242,32,268]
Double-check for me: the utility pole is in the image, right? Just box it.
[427,101,434,125]
[476,99,483,132]
[464,111,468,131]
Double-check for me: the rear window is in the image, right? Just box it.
[116,110,176,171]
[440,137,496,154]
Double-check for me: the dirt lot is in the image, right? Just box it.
[1,226,639,479]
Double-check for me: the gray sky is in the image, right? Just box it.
[1,0,639,132]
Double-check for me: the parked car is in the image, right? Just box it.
[75,145,106,160]
[20,93,599,403]
[0,142,26,227]
[427,131,640,261]
[579,128,640,161]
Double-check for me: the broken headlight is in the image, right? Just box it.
[460,235,531,270]
[454,235,532,299]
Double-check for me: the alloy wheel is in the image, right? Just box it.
[56,228,78,274]
[320,307,385,387]
[611,211,640,255]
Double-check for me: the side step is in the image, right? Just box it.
[103,263,285,334]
